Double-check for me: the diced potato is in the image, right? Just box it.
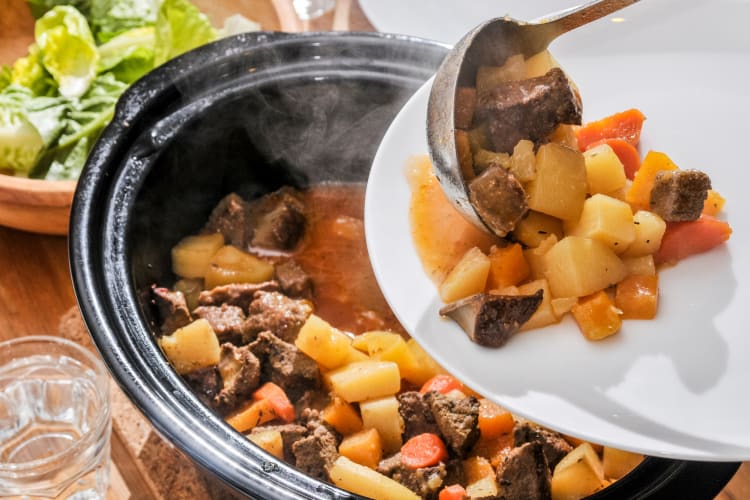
[551,443,607,500]
[615,274,659,320]
[357,331,423,386]
[526,143,587,221]
[544,236,627,298]
[360,396,403,454]
[512,211,564,248]
[405,339,446,386]
[204,245,274,289]
[466,476,499,498]
[524,234,558,280]
[171,233,224,279]
[158,318,220,375]
[339,428,383,469]
[439,247,491,303]
[329,456,420,500]
[473,149,510,173]
[322,396,363,436]
[455,129,475,181]
[548,124,579,150]
[621,254,656,276]
[571,291,623,341]
[327,361,401,403]
[524,49,559,78]
[248,429,284,459]
[486,243,530,290]
[468,124,490,154]
[296,315,357,370]
[476,54,525,95]
[173,278,203,311]
[566,194,635,253]
[551,297,577,318]
[225,398,277,432]
[509,139,536,183]
[518,279,558,331]
[620,210,666,258]
[463,456,497,496]
[583,144,627,194]
[602,447,644,480]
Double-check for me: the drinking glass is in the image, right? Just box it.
[0,336,111,499]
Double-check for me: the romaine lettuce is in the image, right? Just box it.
[154,0,217,66]
[0,87,45,172]
[90,0,157,43]
[98,27,155,83]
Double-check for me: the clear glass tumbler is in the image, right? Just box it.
[0,336,111,499]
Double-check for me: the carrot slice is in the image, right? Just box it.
[576,108,646,150]
[401,433,449,469]
[420,374,463,395]
[654,214,732,265]
[253,382,295,423]
[585,138,641,180]
[439,484,467,500]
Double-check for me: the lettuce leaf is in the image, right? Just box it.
[35,5,100,98]
[10,44,56,97]
[26,0,91,19]
[154,0,217,66]
[89,0,157,43]
[0,87,46,172]
[0,66,12,93]
[98,26,155,84]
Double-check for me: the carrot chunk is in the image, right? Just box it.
[439,484,468,500]
[654,214,732,265]
[401,433,449,469]
[576,108,646,150]
[420,374,463,395]
[253,382,295,423]
[585,138,641,180]
[625,150,679,211]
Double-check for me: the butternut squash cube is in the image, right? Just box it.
[566,194,635,253]
[584,144,627,194]
[551,443,607,500]
[171,233,224,278]
[544,236,627,298]
[571,291,622,341]
[339,428,383,469]
[204,245,274,289]
[158,318,220,375]
[322,396,363,436]
[486,243,530,290]
[326,361,401,402]
[477,399,515,440]
[526,143,587,221]
[620,210,666,258]
[359,396,403,454]
[615,274,659,320]
[225,398,277,432]
[439,247,491,303]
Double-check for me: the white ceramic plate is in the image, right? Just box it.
[365,0,750,461]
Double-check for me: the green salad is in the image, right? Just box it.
[0,0,259,180]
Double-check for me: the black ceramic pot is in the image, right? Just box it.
[70,32,739,499]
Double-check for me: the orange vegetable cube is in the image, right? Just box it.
[477,399,515,440]
[463,456,495,485]
[625,151,679,211]
[571,291,622,341]
[615,274,658,320]
[702,189,726,216]
[338,428,383,469]
[486,243,530,290]
[225,398,278,432]
[471,433,515,468]
[322,396,364,436]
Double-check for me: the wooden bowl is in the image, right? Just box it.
[0,0,281,235]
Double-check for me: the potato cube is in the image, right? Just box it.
[476,54,525,95]
[526,143,587,221]
[566,194,635,253]
[439,247,491,303]
[524,234,558,280]
[360,396,403,454]
[584,144,627,194]
[158,318,220,375]
[466,476,498,498]
[329,456,420,500]
[615,274,659,320]
[509,139,536,183]
[551,443,607,500]
[248,429,284,459]
[621,254,656,276]
[551,297,577,318]
[544,236,627,298]
[571,291,623,341]
[517,279,558,331]
[296,315,356,370]
[405,339,446,386]
[524,49,559,78]
[473,149,510,173]
[512,211,564,248]
[204,245,274,289]
[327,361,401,402]
[468,124,490,154]
[620,210,666,257]
[602,447,644,480]
[339,428,383,469]
[548,124,579,150]
[171,233,224,278]
[322,396,363,436]
[358,331,423,386]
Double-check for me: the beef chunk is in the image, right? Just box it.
[193,304,249,342]
[249,331,320,400]
[476,68,582,154]
[425,392,480,457]
[377,453,403,477]
[203,193,251,248]
[244,291,313,343]
[151,286,192,334]
[248,188,307,251]
[300,408,342,447]
[275,260,313,299]
[496,442,552,500]
[214,343,261,411]
[398,391,440,440]
[514,422,573,471]
[251,423,307,462]
[294,389,331,417]
[183,367,221,409]
[468,164,528,237]
[443,458,465,488]
[439,291,543,348]
[377,453,446,498]
[291,424,339,481]
[649,169,711,221]
[197,281,280,310]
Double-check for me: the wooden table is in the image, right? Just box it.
[1,0,748,498]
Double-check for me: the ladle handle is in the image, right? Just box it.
[540,0,640,41]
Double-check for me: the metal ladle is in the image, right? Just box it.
[427,0,640,235]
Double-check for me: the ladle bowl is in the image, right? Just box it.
[427,0,639,235]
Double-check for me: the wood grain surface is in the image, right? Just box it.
[0,0,746,498]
